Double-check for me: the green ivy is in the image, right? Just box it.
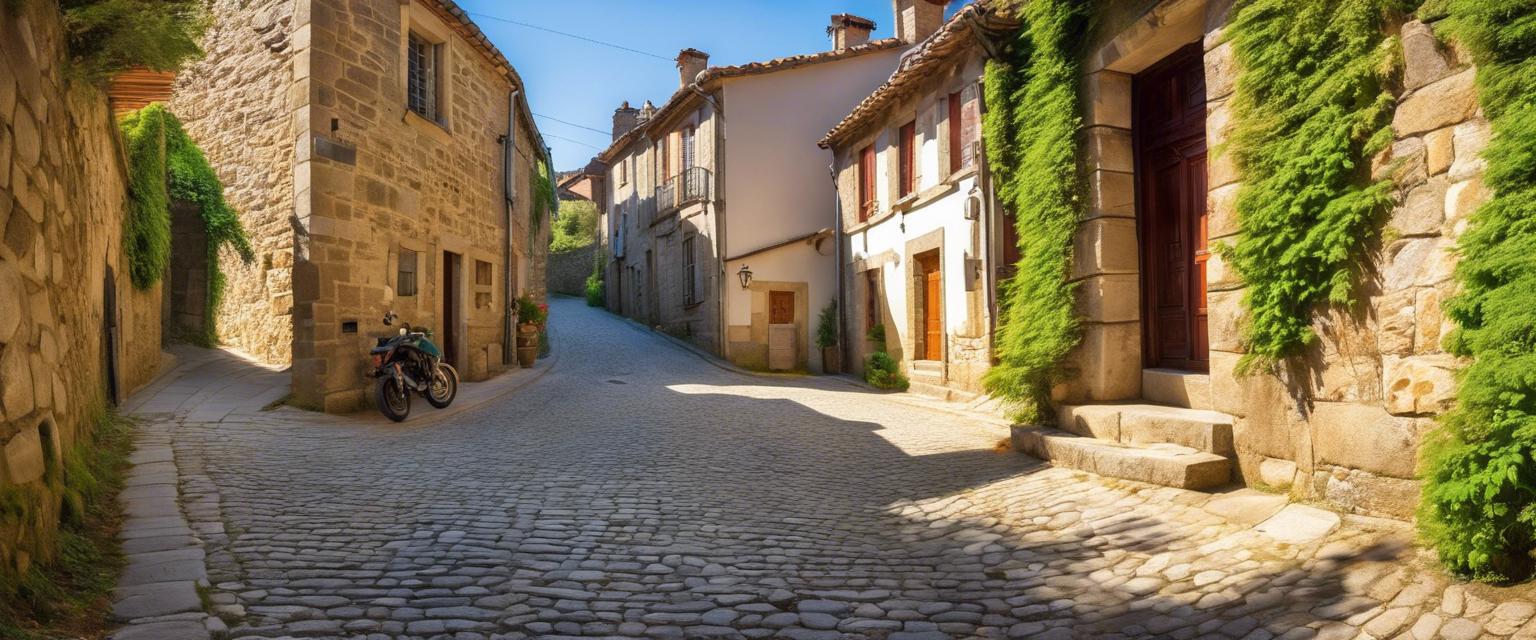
[1419,0,1536,582]
[980,0,1089,423]
[119,104,254,344]
[1223,0,1408,372]
[529,155,555,249]
[60,0,206,84]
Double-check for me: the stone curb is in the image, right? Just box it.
[107,421,217,640]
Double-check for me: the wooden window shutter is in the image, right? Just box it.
[948,91,963,174]
[858,145,875,222]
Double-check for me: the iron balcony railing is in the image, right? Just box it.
[655,166,711,216]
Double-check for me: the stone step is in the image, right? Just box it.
[910,359,943,376]
[904,379,979,404]
[1011,426,1232,490]
[1057,403,1235,456]
[1142,368,1213,410]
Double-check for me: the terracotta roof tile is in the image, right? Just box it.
[819,1,1018,149]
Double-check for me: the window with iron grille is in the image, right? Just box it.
[683,234,699,305]
[407,32,441,123]
[397,248,419,297]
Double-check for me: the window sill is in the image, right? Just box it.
[945,165,979,185]
[891,192,920,213]
[846,209,897,234]
[405,110,452,144]
[904,181,959,212]
[684,300,705,310]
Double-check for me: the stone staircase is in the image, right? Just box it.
[906,360,980,403]
[1012,369,1236,490]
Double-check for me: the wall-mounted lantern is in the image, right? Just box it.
[737,265,753,289]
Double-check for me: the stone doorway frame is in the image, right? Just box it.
[1063,0,1234,403]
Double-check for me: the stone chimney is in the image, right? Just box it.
[828,14,875,50]
[893,0,946,44]
[612,101,639,140]
[676,48,709,88]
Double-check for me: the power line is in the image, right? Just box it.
[533,112,611,137]
[541,132,606,151]
[467,11,674,62]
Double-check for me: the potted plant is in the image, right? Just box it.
[816,299,840,374]
[515,295,546,368]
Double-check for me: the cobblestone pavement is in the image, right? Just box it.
[122,298,1536,640]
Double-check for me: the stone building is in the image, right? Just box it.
[595,3,943,371]
[167,0,550,412]
[1,2,167,580]
[821,3,1018,400]
[996,0,1487,517]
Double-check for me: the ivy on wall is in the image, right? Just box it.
[120,104,254,344]
[529,154,555,250]
[980,0,1089,423]
[1419,0,1536,583]
[60,0,206,83]
[1222,0,1408,373]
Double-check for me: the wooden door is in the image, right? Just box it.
[1135,44,1209,371]
[442,251,459,366]
[920,254,942,361]
[769,291,794,325]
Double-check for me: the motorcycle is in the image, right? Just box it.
[368,311,458,422]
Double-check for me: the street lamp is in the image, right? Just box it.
[737,265,753,289]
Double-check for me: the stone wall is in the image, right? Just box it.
[0,1,163,578]
[168,0,299,365]
[292,0,545,411]
[547,242,596,296]
[1070,0,1486,518]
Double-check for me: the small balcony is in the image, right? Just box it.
[655,166,711,216]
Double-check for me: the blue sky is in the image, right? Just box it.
[456,1,968,170]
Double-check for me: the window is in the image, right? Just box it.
[948,91,964,174]
[397,248,419,297]
[619,156,628,185]
[475,259,492,286]
[407,32,443,123]
[682,126,696,171]
[865,270,881,331]
[898,121,916,198]
[683,234,699,305]
[857,145,875,222]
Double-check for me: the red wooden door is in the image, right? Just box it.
[1135,44,1209,371]
[769,291,794,325]
[921,255,942,361]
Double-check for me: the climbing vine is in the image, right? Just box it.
[980,0,1089,423]
[120,104,253,344]
[529,154,555,249]
[1419,0,1536,582]
[1222,0,1407,372]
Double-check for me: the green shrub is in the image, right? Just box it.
[866,322,886,345]
[980,0,1089,423]
[551,200,598,253]
[119,104,254,344]
[1222,0,1405,372]
[584,273,605,307]
[864,351,909,391]
[1419,0,1536,582]
[61,0,207,84]
[516,294,547,325]
[816,299,838,350]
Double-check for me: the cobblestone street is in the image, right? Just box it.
[114,299,1534,640]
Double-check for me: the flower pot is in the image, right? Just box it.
[516,323,539,368]
[822,346,842,375]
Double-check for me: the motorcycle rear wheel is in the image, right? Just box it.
[427,363,458,409]
[377,376,410,422]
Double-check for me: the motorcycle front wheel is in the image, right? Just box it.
[426,363,458,409]
[377,376,411,422]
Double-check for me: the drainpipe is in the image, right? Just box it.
[501,88,520,366]
[829,162,847,374]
